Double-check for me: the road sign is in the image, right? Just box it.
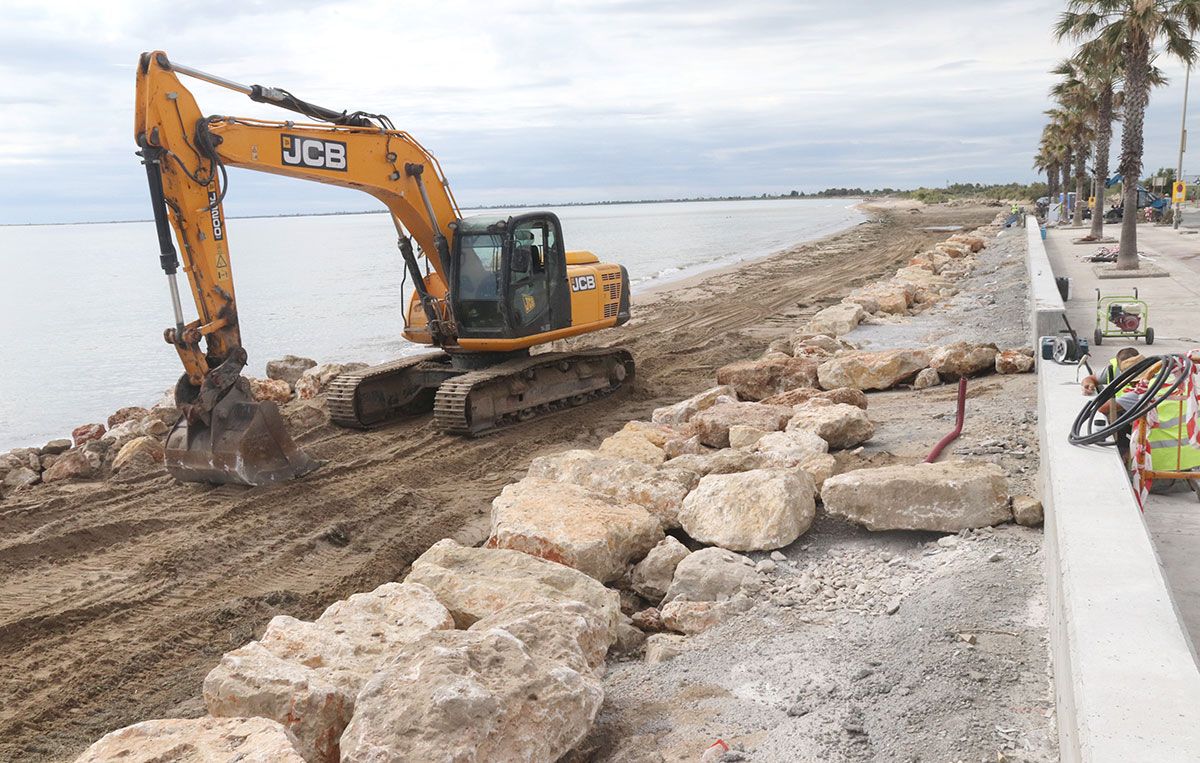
[1088,196,1095,208]
[1173,180,1187,203]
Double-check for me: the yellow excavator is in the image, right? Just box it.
[135,51,633,486]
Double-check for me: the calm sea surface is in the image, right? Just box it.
[0,199,862,450]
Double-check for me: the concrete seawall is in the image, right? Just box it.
[1025,218,1066,353]
[1033,221,1200,760]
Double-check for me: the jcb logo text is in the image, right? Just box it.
[281,135,347,171]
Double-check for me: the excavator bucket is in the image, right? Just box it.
[165,380,318,487]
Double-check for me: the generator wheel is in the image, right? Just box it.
[1145,327,1155,345]
[1093,328,1103,346]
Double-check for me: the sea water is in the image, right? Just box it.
[0,199,862,449]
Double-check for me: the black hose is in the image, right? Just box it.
[1069,354,1194,446]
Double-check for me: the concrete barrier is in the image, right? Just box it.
[1026,217,1067,353]
[1039,345,1200,760]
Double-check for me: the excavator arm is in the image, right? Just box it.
[135,50,459,386]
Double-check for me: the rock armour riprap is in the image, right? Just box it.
[339,628,603,763]
[404,539,622,638]
[74,717,306,762]
[786,400,875,449]
[688,401,793,448]
[527,449,691,529]
[817,348,932,391]
[650,385,737,426]
[820,460,1011,532]
[295,361,368,400]
[203,582,455,763]
[266,354,318,387]
[248,377,293,404]
[996,349,1035,374]
[930,341,999,379]
[679,468,816,551]
[111,436,165,475]
[663,546,756,604]
[760,385,868,409]
[630,536,692,603]
[487,477,664,582]
[467,600,610,674]
[597,429,666,466]
[715,355,821,400]
[804,301,867,336]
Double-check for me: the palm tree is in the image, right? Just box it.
[1053,58,1104,229]
[1044,108,1078,224]
[1057,0,1200,269]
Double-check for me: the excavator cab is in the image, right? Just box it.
[450,213,572,340]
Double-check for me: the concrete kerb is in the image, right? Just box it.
[1037,322,1200,759]
[1026,216,1067,354]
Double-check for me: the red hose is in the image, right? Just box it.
[925,377,968,463]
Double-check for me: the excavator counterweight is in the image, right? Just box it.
[135,52,632,486]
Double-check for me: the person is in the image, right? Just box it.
[1105,356,1200,495]
[1081,347,1142,395]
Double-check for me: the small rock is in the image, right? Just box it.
[112,436,166,475]
[248,377,293,404]
[71,423,107,447]
[41,439,72,456]
[2,466,40,491]
[885,601,901,615]
[631,607,665,632]
[770,551,787,562]
[957,632,978,645]
[913,367,941,389]
[988,551,1003,563]
[266,355,318,387]
[106,406,149,430]
[631,536,691,603]
[756,559,777,574]
[663,547,756,604]
[1011,495,1044,527]
[996,349,1035,374]
[660,600,727,634]
[613,617,647,653]
[786,702,811,717]
[42,449,101,483]
[936,535,959,548]
[644,634,687,664]
[295,362,368,400]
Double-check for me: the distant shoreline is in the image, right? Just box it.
[0,195,862,228]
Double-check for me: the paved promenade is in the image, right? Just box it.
[1043,222,1200,649]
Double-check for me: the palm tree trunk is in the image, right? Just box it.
[1047,161,1060,219]
[1090,84,1114,239]
[1061,148,1073,224]
[1118,37,1151,270]
[1073,145,1088,226]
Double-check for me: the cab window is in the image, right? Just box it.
[455,232,505,329]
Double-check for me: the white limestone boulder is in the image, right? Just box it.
[663,546,756,604]
[527,449,691,529]
[203,582,454,763]
[339,629,603,763]
[467,600,611,674]
[786,400,874,449]
[74,717,305,763]
[804,302,866,336]
[651,385,737,426]
[821,460,1010,532]
[597,430,666,466]
[404,539,622,638]
[817,348,932,391]
[679,469,816,552]
[630,536,692,603]
[715,355,821,401]
[930,342,999,379]
[688,401,793,448]
[488,477,664,582]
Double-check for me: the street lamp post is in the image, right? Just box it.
[1175,62,1191,229]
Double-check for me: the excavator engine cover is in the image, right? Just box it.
[165,357,318,486]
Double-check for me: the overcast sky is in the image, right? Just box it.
[1,0,1197,223]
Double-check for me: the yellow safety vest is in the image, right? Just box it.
[1148,399,1200,472]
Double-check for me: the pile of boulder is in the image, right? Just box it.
[73,224,1044,761]
[0,355,362,500]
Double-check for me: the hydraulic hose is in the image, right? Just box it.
[1068,354,1194,447]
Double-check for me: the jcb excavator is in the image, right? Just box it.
[135,52,633,486]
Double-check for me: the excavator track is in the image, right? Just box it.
[433,348,635,436]
[327,352,452,429]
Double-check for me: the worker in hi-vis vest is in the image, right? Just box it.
[1110,368,1200,494]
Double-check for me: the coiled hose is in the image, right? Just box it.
[1068,353,1194,447]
